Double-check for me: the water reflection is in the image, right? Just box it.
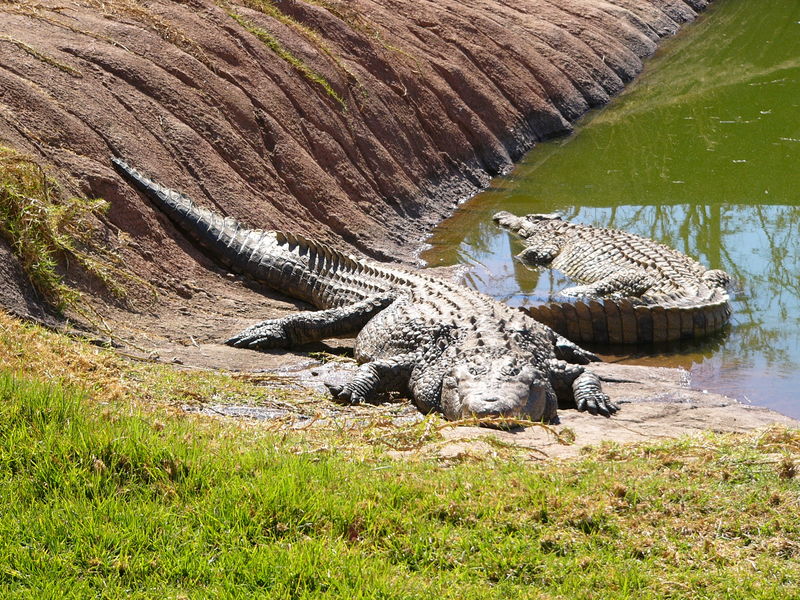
[422,0,800,417]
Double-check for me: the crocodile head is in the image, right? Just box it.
[493,211,562,239]
[439,351,555,422]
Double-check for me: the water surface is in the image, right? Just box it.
[422,0,800,418]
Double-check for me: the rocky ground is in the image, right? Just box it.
[183,352,800,459]
[3,0,794,444]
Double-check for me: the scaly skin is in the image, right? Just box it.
[494,211,732,344]
[112,159,619,421]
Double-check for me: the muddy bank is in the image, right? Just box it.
[0,0,712,320]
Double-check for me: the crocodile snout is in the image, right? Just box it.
[441,358,556,422]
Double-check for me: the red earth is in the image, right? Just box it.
[0,0,712,321]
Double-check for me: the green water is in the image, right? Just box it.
[422,0,800,417]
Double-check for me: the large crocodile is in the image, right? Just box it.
[493,211,731,344]
[112,158,618,422]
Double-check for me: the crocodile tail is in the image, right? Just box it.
[112,158,387,307]
[112,157,255,269]
[523,297,732,345]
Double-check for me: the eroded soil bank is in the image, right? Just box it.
[2,0,794,441]
[1,0,713,314]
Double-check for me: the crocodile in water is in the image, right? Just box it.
[494,211,731,344]
[112,158,618,421]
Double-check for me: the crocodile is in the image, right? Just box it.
[493,211,731,344]
[112,158,618,422]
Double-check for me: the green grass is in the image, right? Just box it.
[0,362,798,598]
[238,0,357,83]
[227,9,346,109]
[0,146,148,311]
[0,311,797,598]
[0,35,82,77]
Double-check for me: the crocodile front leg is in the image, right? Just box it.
[226,293,396,349]
[559,268,656,299]
[326,353,415,404]
[547,359,618,417]
[553,333,600,364]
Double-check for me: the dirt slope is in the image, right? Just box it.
[0,0,711,320]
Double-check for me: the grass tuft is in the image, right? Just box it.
[301,0,419,66]
[227,8,346,108]
[0,35,83,77]
[81,0,214,69]
[238,0,358,83]
[0,146,149,310]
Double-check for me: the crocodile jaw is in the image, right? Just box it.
[440,362,550,422]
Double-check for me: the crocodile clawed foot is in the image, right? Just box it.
[576,393,618,417]
[325,383,365,405]
[572,371,618,417]
[225,320,290,349]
